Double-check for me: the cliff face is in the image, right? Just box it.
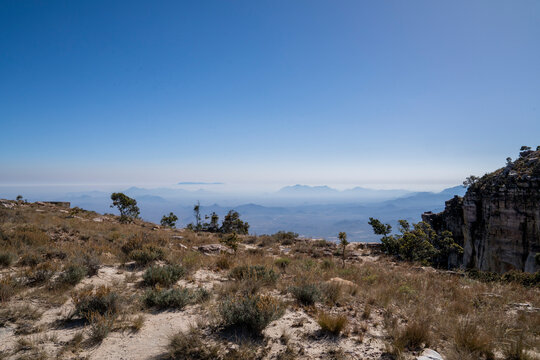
[424,149,540,273]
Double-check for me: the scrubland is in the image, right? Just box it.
[0,201,538,359]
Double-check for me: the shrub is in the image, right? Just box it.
[289,283,321,306]
[121,235,144,255]
[161,212,179,228]
[453,319,494,359]
[215,255,232,270]
[393,321,430,351]
[229,265,278,284]
[466,269,540,288]
[143,287,208,309]
[220,210,249,234]
[0,304,42,326]
[57,264,87,286]
[80,252,101,276]
[321,281,343,305]
[274,258,291,270]
[72,286,119,321]
[272,231,298,245]
[220,232,240,253]
[0,277,18,302]
[11,226,49,247]
[129,246,165,265]
[88,311,115,343]
[167,326,220,360]
[317,311,348,335]
[26,262,57,285]
[0,252,15,267]
[18,252,42,267]
[219,293,284,334]
[503,333,532,360]
[143,264,186,287]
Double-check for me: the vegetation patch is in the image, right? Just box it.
[71,286,119,321]
[229,265,278,284]
[219,293,284,334]
[317,311,348,335]
[167,326,221,360]
[143,264,186,287]
[143,287,209,309]
[289,283,321,306]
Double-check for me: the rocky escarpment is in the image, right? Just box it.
[424,147,540,273]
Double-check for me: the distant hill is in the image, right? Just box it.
[277,185,339,195]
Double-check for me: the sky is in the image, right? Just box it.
[1,0,539,192]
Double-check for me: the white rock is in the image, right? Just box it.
[417,349,444,360]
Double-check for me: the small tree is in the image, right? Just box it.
[463,175,479,188]
[338,232,348,268]
[193,201,201,231]
[520,145,532,157]
[16,195,23,202]
[368,217,397,254]
[221,210,249,234]
[220,232,240,254]
[110,193,140,223]
[161,212,178,228]
[203,212,220,233]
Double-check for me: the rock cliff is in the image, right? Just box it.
[423,148,540,273]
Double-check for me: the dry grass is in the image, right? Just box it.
[317,311,348,335]
[0,201,538,359]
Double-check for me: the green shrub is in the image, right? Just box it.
[0,252,15,267]
[289,283,321,306]
[79,252,101,276]
[129,246,165,265]
[272,231,298,245]
[219,293,284,334]
[143,264,186,287]
[274,258,291,270]
[57,264,87,286]
[466,269,540,288]
[143,287,208,309]
[72,286,119,321]
[229,265,278,284]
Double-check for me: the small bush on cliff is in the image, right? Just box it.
[369,219,463,268]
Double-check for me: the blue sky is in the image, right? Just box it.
[1,0,539,191]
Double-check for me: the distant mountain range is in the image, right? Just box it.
[278,184,412,199]
[1,183,466,241]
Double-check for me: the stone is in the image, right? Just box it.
[326,277,356,288]
[197,243,233,255]
[417,348,444,360]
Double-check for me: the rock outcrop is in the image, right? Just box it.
[423,148,540,273]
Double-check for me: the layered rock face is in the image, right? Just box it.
[424,149,540,273]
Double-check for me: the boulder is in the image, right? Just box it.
[417,349,444,360]
[197,243,233,255]
[326,277,356,288]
